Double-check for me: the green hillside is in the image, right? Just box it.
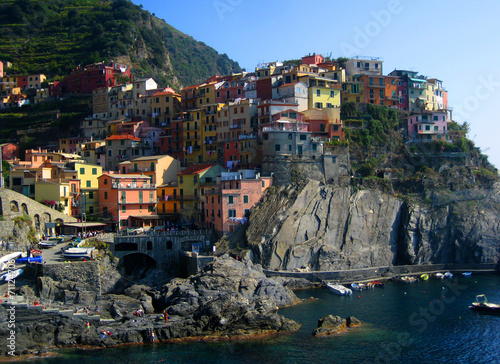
[0,0,241,88]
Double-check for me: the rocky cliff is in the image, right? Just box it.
[246,180,500,271]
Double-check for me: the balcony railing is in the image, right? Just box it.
[112,183,156,189]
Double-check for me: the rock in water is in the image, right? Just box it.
[313,315,362,336]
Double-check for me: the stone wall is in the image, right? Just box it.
[0,188,77,240]
[40,261,101,294]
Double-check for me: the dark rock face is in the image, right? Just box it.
[312,315,362,336]
[247,180,500,270]
[0,255,301,356]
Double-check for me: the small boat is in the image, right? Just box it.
[3,268,23,281]
[46,237,64,244]
[371,281,384,287]
[326,282,353,296]
[15,256,43,264]
[39,240,58,248]
[462,272,472,277]
[469,294,500,314]
[62,247,94,259]
[401,276,417,283]
[351,283,364,291]
[420,274,429,280]
[435,273,445,279]
[30,249,43,257]
[444,272,453,278]
[0,252,23,271]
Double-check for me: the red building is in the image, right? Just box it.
[63,62,131,95]
[0,142,20,161]
[256,78,272,100]
[302,54,324,65]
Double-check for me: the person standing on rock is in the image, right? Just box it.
[163,309,169,324]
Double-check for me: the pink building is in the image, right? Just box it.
[204,170,272,233]
[0,61,3,78]
[0,142,20,161]
[407,111,450,142]
[98,173,159,230]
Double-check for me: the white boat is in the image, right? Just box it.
[444,272,453,278]
[39,240,58,248]
[435,273,445,279]
[351,283,366,291]
[0,252,23,271]
[3,268,23,281]
[62,247,94,259]
[326,282,352,296]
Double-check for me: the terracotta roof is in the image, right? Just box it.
[105,134,141,141]
[278,82,299,88]
[178,163,216,176]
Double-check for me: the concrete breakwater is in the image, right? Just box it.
[264,263,498,284]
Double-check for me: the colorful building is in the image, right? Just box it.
[63,62,131,95]
[66,162,103,218]
[360,75,399,107]
[299,75,341,110]
[119,155,180,186]
[98,173,158,230]
[204,170,272,233]
[407,111,450,143]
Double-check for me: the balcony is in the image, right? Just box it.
[112,183,156,189]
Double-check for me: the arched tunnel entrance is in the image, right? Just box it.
[119,252,157,277]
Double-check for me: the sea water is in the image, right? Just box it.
[32,274,500,363]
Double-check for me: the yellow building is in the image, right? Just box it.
[151,89,181,126]
[34,179,78,216]
[66,162,103,217]
[300,75,342,109]
[157,181,180,217]
[341,75,365,104]
[119,155,180,185]
[170,164,222,224]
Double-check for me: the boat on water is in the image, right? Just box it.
[371,280,384,287]
[2,268,23,281]
[435,273,445,279]
[326,282,353,296]
[420,274,429,280]
[444,272,453,278]
[462,272,472,277]
[401,276,418,283]
[351,283,365,291]
[469,294,500,314]
[62,247,94,259]
[46,237,64,244]
[0,252,23,270]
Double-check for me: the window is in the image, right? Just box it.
[139,191,143,203]
[179,176,183,183]
[229,209,236,217]
[330,90,335,97]
[92,168,97,175]
[86,180,91,188]
[80,168,85,174]
[300,134,307,140]
[104,179,108,185]
[89,191,94,199]
[122,205,126,213]
[228,196,234,204]
[104,192,108,199]
[150,191,154,202]
[315,102,323,108]
[243,195,249,204]
[316,89,321,97]
[275,144,281,152]
[108,150,112,157]
[312,143,317,151]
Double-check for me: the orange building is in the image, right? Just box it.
[360,75,399,107]
[98,173,159,230]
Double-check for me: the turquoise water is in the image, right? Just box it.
[32,274,500,363]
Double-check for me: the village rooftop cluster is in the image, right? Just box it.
[0,54,452,234]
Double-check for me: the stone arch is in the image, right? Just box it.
[10,200,19,212]
[120,252,157,276]
[34,214,41,231]
[41,212,51,224]
[21,203,28,215]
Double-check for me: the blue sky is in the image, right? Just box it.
[133,0,500,169]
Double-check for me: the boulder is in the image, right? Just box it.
[313,315,362,336]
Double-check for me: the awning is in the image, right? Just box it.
[62,222,107,228]
[129,215,165,220]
